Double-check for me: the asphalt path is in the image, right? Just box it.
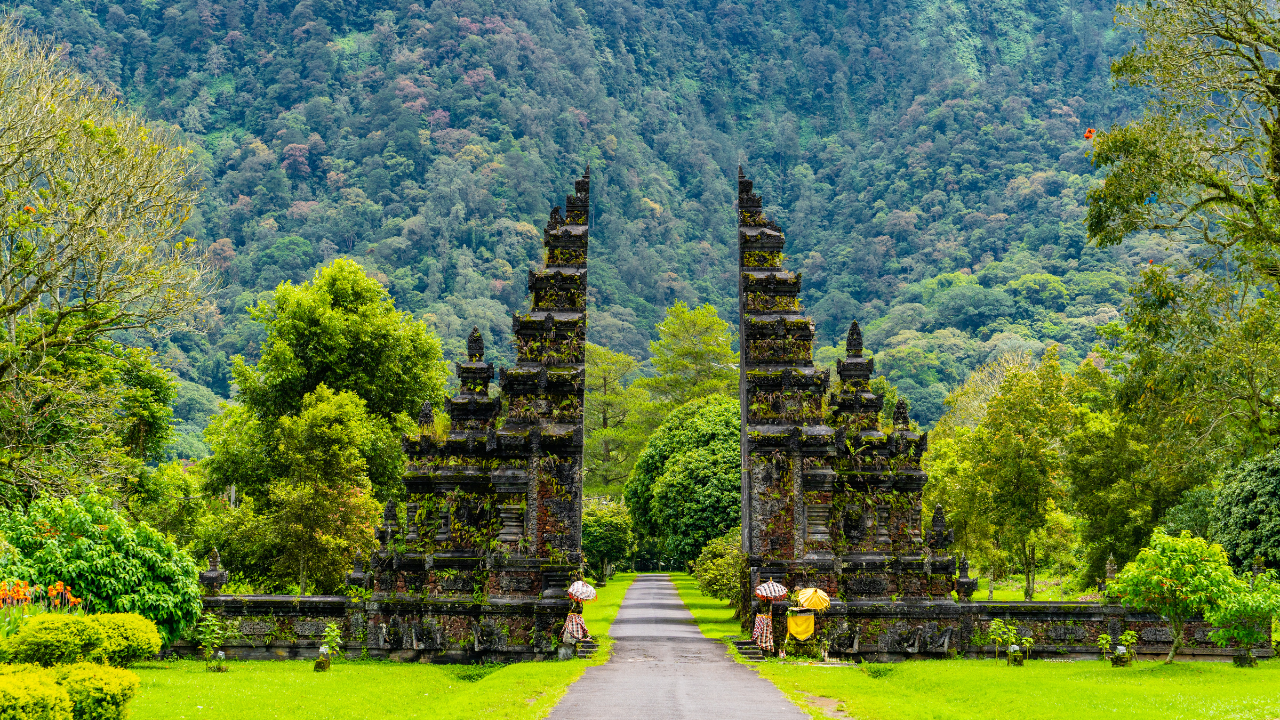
[546,573,807,720]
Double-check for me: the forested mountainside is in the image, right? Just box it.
[19,0,1159,450]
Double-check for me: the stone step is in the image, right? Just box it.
[575,641,599,659]
[732,640,766,661]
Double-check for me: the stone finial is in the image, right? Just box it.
[547,205,564,229]
[199,548,229,594]
[467,326,484,362]
[956,553,977,602]
[417,400,434,429]
[893,398,910,429]
[846,320,863,358]
[1105,554,1117,579]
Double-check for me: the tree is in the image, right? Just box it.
[0,329,177,506]
[1062,361,1159,583]
[584,343,653,489]
[1110,528,1238,663]
[636,302,737,410]
[582,499,633,582]
[197,385,382,594]
[928,348,1070,599]
[215,259,447,500]
[266,385,381,595]
[0,21,209,505]
[1087,0,1280,257]
[0,21,211,383]
[0,493,203,642]
[624,394,740,567]
[1212,450,1280,569]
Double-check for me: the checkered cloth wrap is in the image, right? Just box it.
[562,612,589,643]
[752,613,774,651]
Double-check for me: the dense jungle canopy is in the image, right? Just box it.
[13,0,1158,451]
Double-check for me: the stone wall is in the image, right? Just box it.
[760,599,1274,663]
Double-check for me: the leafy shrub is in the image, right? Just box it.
[8,615,105,667]
[54,663,139,720]
[0,494,202,642]
[88,614,161,667]
[0,666,72,720]
[693,528,746,616]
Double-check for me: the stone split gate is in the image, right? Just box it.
[193,168,1270,664]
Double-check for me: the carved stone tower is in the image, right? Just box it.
[358,170,589,661]
[737,167,956,657]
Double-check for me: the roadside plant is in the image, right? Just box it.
[1110,529,1237,663]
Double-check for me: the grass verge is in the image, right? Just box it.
[760,659,1280,720]
[668,571,741,639]
[672,571,1280,720]
[129,573,636,720]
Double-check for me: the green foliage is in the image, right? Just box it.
[1212,450,1280,569]
[0,495,202,643]
[215,258,447,501]
[625,395,740,567]
[0,667,71,720]
[1204,571,1280,652]
[581,499,633,582]
[88,614,161,668]
[927,347,1070,599]
[635,302,738,409]
[322,622,344,660]
[1095,633,1112,658]
[0,18,212,506]
[1111,529,1239,663]
[583,343,653,490]
[8,615,105,667]
[194,612,243,672]
[1062,362,1158,583]
[53,663,139,720]
[692,528,746,617]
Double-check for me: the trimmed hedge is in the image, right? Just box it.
[90,614,161,667]
[54,664,139,720]
[8,615,106,667]
[0,666,72,720]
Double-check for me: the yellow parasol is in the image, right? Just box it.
[797,587,830,611]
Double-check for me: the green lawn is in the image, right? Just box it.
[761,660,1280,720]
[671,571,1280,720]
[130,574,636,720]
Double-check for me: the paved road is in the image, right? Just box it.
[546,574,807,720]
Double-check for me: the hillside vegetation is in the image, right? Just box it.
[19,0,1157,445]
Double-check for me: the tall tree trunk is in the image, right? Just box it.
[1166,619,1183,664]
[1022,540,1036,601]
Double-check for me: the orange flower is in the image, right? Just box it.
[1083,128,1096,140]
[22,205,34,213]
